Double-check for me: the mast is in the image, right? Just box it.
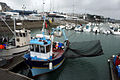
[42,0,45,35]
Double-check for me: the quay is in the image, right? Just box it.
[0,68,32,80]
[0,53,25,70]
[0,52,33,80]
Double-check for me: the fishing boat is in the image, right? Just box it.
[24,16,69,76]
[108,55,120,80]
[0,17,31,67]
[0,28,31,56]
[0,17,31,57]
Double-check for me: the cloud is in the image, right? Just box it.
[0,0,120,19]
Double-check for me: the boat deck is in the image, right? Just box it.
[53,49,64,59]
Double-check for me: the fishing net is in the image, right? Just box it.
[65,40,103,58]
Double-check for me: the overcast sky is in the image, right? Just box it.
[0,0,120,19]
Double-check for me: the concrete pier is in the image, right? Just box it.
[0,52,26,70]
[0,68,32,80]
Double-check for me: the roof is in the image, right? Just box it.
[7,10,37,15]
[30,38,51,46]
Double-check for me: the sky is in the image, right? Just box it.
[0,0,120,19]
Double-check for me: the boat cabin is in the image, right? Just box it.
[30,37,52,60]
[15,28,31,47]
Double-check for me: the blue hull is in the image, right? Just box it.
[24,53,65,77]
[31,58,64,76]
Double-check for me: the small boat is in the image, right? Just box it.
[102,30,111,35]
[92,26,100,33]
[24,23,69,76]
[57,25,65,29]
[65,23,75,30]
[74,25,83,32]
[110,28,120,35]
[83,24,91,32]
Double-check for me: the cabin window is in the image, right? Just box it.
[13,14,17,15]
[36,45,39,52]
[20,33,23,37]
[30,44,47,53]
[23,33,26,37]
[41,46,45,53]
[46,45,50,52]
[25,33,28,36]
[30,44,34,51]
[16,33,19,37]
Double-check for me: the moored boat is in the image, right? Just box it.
[108,55,120,80]
[0,17,31,57]
[24,27,69,77]
[0,17,31,67]
[74,25,83,32]
[92,26,100,33]
[83,24,91,32]
[110,28,120,35]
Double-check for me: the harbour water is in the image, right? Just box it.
[15,29,120,80]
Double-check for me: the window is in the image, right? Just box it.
[46,45,50,52]
[20,33,23,37]
[36,45,39,52]
[16,33,19,37]
[23,33,26,37]
[41,46,45,53]
[30,44,34,51]
[30,44,47,53]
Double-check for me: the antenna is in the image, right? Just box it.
[73,0,75,16]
